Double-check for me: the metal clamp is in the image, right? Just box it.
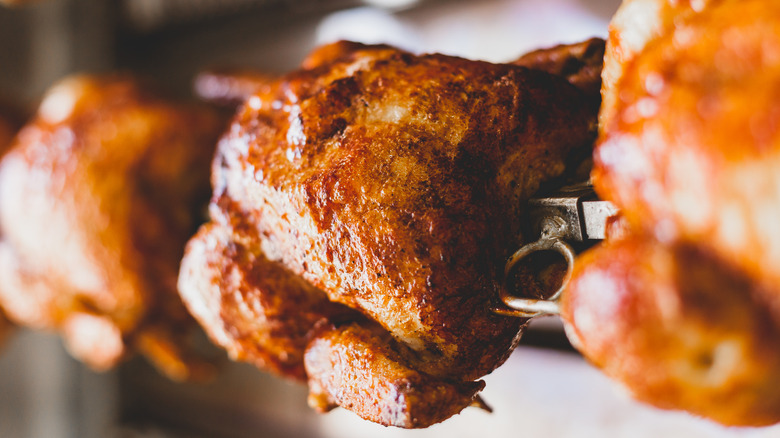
[495,183,617,318]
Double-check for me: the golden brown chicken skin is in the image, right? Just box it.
[563,0,780,426]
[599,0,727,130]
[304,322,488,427]
[563,235,780,426]
[179,222,360,380]
[178,41,597,427]
[0,75,224,380]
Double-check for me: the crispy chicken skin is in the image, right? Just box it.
[304,322,487,428]
[564,0,780,426]
[196,39,607,111]
[0,75,224,380]
[179,222,360,380]
[178,41,597,427]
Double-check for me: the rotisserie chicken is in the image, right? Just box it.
[178,40,599,427]
[563,0,780,426]
[0,75,225,380]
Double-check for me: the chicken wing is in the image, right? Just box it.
[0,111,16,151]
[564,0,780,426]
[0,75,224,380]
[513,37,605,109]
[178,41,597,427]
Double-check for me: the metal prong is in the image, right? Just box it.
[495,182,617,319]
[581,199,619,240]
[496,217,575,318]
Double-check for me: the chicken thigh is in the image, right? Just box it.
[178,41,597,427]
[0,75,224,380]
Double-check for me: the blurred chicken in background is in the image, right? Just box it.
[0,75,225,381]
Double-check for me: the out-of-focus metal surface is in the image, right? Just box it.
[0,331,118,438]
[0,0,113,106]
[525,183,619,243]
[119,0,363,33]
[582,199,619,239]
[115,344,780,438]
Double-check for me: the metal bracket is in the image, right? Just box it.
[495,182,617,318]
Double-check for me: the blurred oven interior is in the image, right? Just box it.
[1,1,780,437]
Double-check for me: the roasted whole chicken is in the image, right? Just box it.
[563,0,780,426]
[0,75,224,380]
[178,40,599,427]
